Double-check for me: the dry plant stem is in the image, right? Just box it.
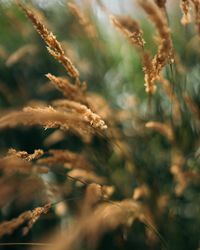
[37,149,92,170]
[7,148,44,161]
[145,121,174,142]
[6,44,38,66]
[18,2,80,81]
[34,200,143,250]
[68,2,97,39]
[53,99,107,129]
[180,0,191,25]
[159,76,181,123]
[67,169,106,184]
[170,149,186,196]
[110,15,145,49]
[0,203,51,238]
[0,211,31,238]
[191,0,200,37]
[142,52,156,94]
[0,106,106,138]
[0,150,45,175]
[22,203,51,235]
[46,73,87,104]
[184,94,200,123]
[139,0,173,94]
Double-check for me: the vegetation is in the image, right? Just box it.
[0,0,199,249]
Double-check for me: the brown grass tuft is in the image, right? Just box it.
[6,44,38,67]
[180,0,191,25]
[46,73,87,104]
[191,0,200,37]
[68,2,97,39]
[111,15,145,49]
[18,2,80,81]
[145,121,174,142]
[139,0,173,94]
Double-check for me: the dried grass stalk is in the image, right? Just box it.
[53,99,107,129]
[7,148,44,161]
[133,184,150,200]
[0,106,106,139]
[86,93,112,120]
[46,73,87,104]
[159,76,182,124]
[67,169,106,184]
[6,44,38,67]
[139,0,173,94]
[43,130,65,146]
[0,149,43,175]
[37,149,92,170]
[0,203,51,238]
[0,155,31,175]
[22,203,51,235]
[68,2,97,39]
[145,121,174,142]
[18,2,80,80]
[0,210,32,238]
[36,200,143,250]
[184,94,200,123]
[142,52,157,93]
[170,150,191,196]
[82,183,102,214]
[191,0,200,37]
[110,15,145,49]
[180,0,191,25]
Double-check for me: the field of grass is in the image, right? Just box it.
[0,1,200,249]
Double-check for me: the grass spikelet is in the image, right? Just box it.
[36,200,142,250]
[191,0,200,36]
[133,184,150,200]
[0,154,31,175]
[184,94,200,122]
[170,149,200,196]
[0,204,51,238]
[170,150,186,196]
[1,1,200,248]
[86,93,112,120]
[43,130,65,146]
[22,203,51,235]
[67,169,106,185]
[6,44,38,67]
[142,52,157,93]
[139,0,173,93]
[0,149,43,176]
[8,148,44,161]
[53,99,107,130]
[46,73,87,104]
[82,183,102,214]
[110,15,145,49]
[180,0,191,25]
[0,106,107,139]
[145,121,174,142]
[37,149,92,170]
[18,2,80,80]
[68,2,97,39]
[0,211,32,238]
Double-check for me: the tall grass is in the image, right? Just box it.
[0,1,199,250]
